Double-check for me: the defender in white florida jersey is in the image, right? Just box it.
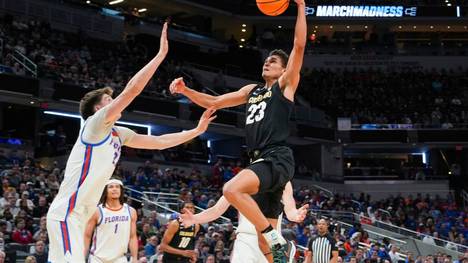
[84,179,137,263]
[179,182,308,263]
[46,22,217,263]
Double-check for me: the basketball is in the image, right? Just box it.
[257,0,290,16]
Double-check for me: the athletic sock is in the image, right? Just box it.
[262,228,286,248]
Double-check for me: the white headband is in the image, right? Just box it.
[106,179,123,186]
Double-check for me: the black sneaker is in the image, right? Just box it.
[272,243,287,263]
[272,241,296,263]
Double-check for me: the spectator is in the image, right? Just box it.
[16,191,34,212]
[32,217,47,241]
[144,235,158,258]
[388,245,399,263]
[32,197,48,218]
[11,218,33,244]
[32,240,47,263]
[206,254,215,263]
[139,223,156,247]
[422,233,436,246]
[24,255,36,263]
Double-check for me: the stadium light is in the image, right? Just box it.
[109,0,124,5]
[43,110,152,135]
[138,8,147,12]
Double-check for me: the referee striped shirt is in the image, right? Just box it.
[307,233,338,263]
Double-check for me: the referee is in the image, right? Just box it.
[305,219,339,263]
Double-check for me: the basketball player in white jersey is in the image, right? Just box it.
[180,182,308,263]
[46,22,217,263]
[84,179,136,263]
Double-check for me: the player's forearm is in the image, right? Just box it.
[294,2,307,49]
[129,236,138,260]
[192,211,219,225]
[83,233,92,256]
[123,53,166,96]
[282,182,297,221]
[284,208,298,222]
[182,87,217,109]
[150,128,202,150]
[193,200,229,224]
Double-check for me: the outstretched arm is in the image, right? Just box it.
[282,182,309,222]
[170,78,255,109]
[125,108,216,150]
[279,0,306,102]
[105,23,169,123]
[179,196,231,227]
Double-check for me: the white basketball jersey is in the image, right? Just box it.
[90,204,132,261]
[47,123,125,221]
[236,213,283,235]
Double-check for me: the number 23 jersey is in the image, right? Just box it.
[245,81,293,151]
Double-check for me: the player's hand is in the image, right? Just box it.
[195,107,217,133]
[294,0,305,6]
[288,204,309,222]
[158,22,169,57]
[189,251,198,263]
[180,208,196,227]
[169,77,186,94]
[183,250,197,259]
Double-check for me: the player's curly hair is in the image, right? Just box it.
[79,87,113,120]
[268,49,289,68]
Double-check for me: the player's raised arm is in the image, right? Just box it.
[104,22,169,123]
[278,0,306,101]
[282,182,309,223]
[179,196,231,227]
[170,77,256,109]
[125,108,216,150]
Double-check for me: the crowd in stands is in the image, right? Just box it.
[1,14,468,128]
[300,68,468,128]
[0,147,466,262]
[0,14,201,99]
[293,186,468,249]
[2,18,467,129]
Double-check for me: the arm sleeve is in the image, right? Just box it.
[330,236,338,252]
[307,238,314,252]
[113,126,137,146]
[82,106,114,144]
